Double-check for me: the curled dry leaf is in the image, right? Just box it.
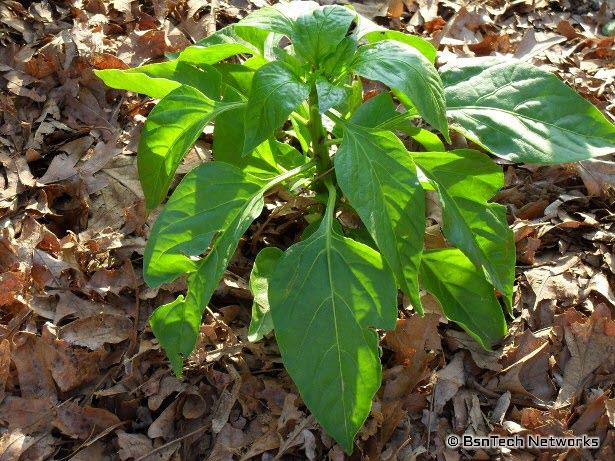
[496,329,556,402]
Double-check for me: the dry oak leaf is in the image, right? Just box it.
[576,159,615,198]
[59,314,132,350]
[11,332,57,401]
[434,352,466,413]
[0,396,55,434]
[496,329,557,402]
[555,304,615,407]
[116,430,153,461]
[53,401,120,439]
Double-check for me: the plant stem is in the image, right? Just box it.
[308,86,331,173]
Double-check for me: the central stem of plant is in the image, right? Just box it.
[308,85,331,174]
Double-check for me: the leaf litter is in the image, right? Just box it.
[0,0,614,459]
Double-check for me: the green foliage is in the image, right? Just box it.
[96,0,615,453]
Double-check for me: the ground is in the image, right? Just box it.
[0,0,614,460]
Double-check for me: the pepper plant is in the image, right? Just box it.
[96,1,615,453]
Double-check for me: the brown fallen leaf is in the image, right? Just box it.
[0,430,32,461]
[116,430,153,461]
[496,329,556,402]
[53,401,120,439]
[11,332,57,401]
[555,304,615,407]
[434,352,466,413]
[59,314,132,350]
[571,391,609,435]
[0,396,55,433]
[0,340,10,403]
[576,159,615,199]
[147,400,178,440]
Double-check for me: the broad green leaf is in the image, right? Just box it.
[442,58,615,163]
[291,5,355,64]
[239,1,319,35]
[178,43,254,65]
[420,248,507,349]
[408,128,445,152]
[195,23,269,55]
[353,40,449,139]
[95,61,222,99]
[148,161,314,375]
[362,30,436,63]
[347,93,444,151]
[353,13,436,62]
[321,36,358,79]
[143,162,265,288]
[138,85,242,210]
[215,62,256,95]
[349,93,399,129]
[243,61,309,154]
[147,163,266,375]
[248,247,283,342]
[211,69,306,176]
[336,125,425,313]
[316,77,349,113]
[411,149,502,202]
[269,186,397,453]
[412,150,515,310]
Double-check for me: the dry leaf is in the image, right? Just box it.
[556,305,615,407]
[59,314,132,350]
[54,401,120,439]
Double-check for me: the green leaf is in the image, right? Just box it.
[412,150,515,310]
[137,85,242,210]
[269,185,397,453]
[248,247,283,342]
[336,125,425,313]
[195,24,269,55]
[239,1,319,35]
[148,161,314,375]
[348,93,399,129]
[143,162,265,288]
[147,163,267,375]
[95,61,222,99]
[420,248,507,349]
[321,36,358,79]
[177,43,254,65]
[353,13,436,63]
[352,40,449,139]
[442,58,615,163]
[411,149,503,202]
[362,30,436,63]
[316,77,349,113]
[291,5,355,64]
[243,61,309,154]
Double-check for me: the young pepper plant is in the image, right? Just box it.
[96,1,615,453]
